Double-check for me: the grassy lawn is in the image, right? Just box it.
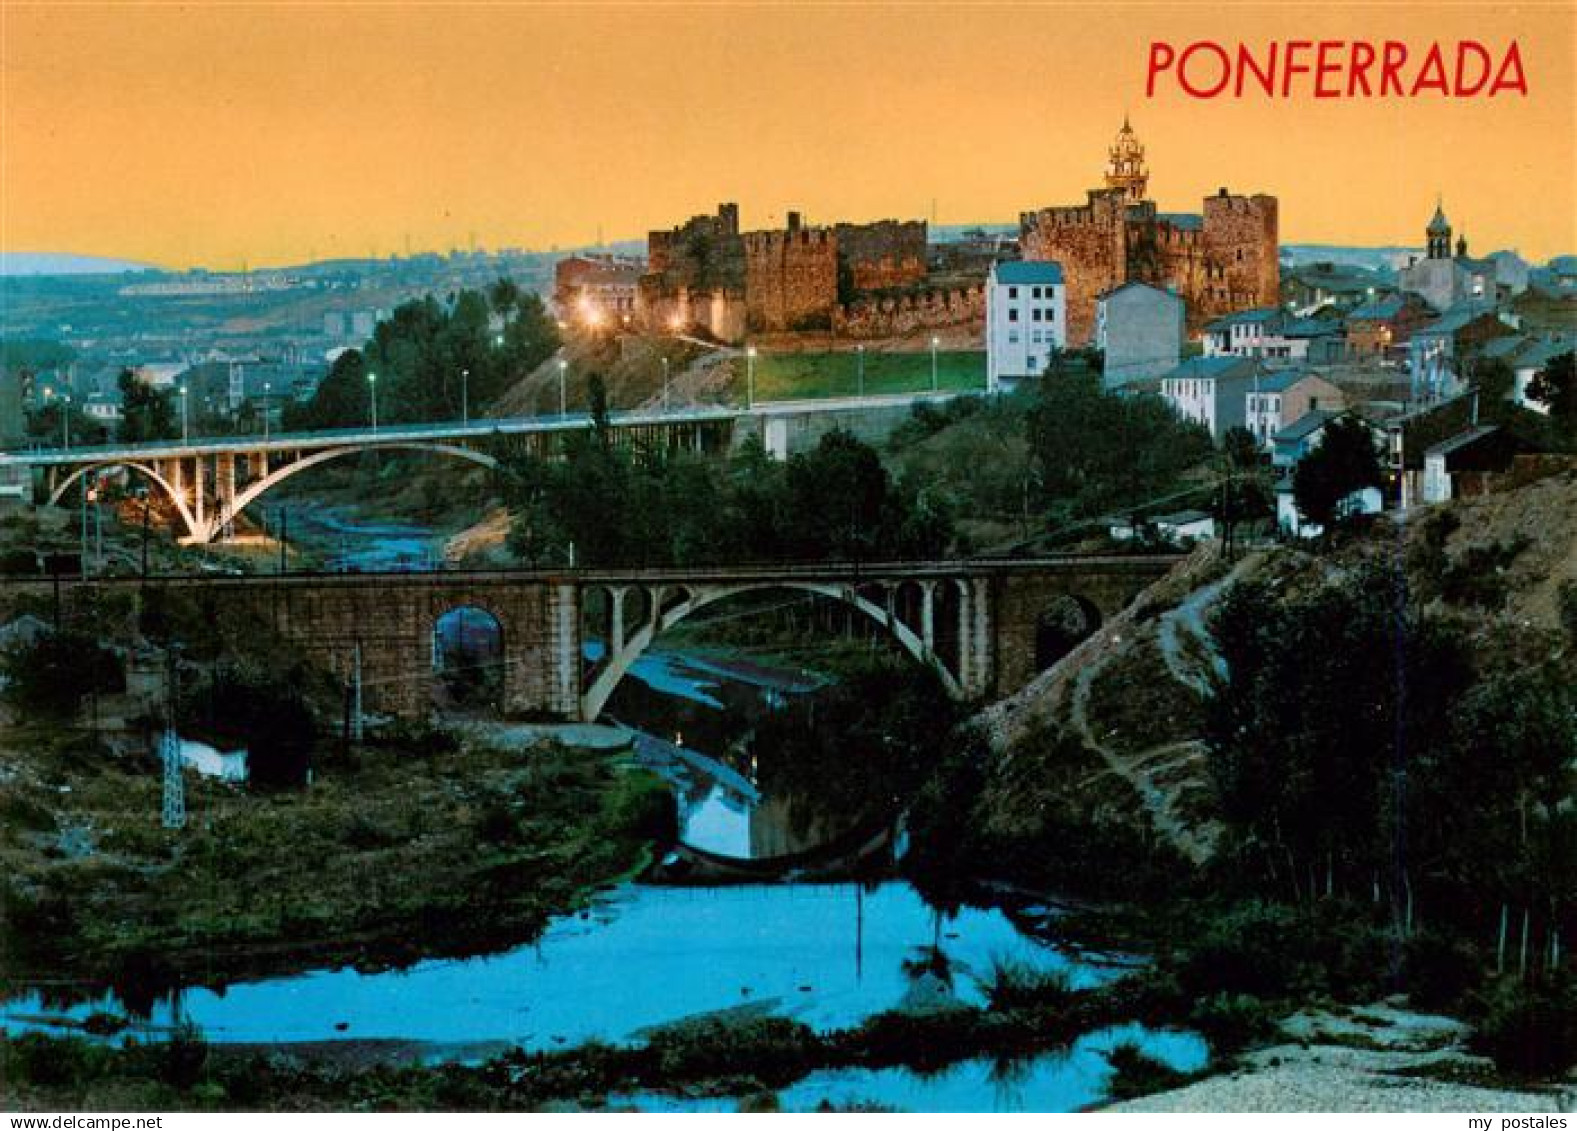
[750,350,987,401]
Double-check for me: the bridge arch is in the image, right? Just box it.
[580,580,964,722]
[46,460,202,541]
[218,442,499,539]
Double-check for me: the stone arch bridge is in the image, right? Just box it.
[9,556,1178,720]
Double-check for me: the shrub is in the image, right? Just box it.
[642,1015,820,1084]
[1103,1039,1193,1100]
[1189,992,1278,1054]
[1,629,123,721]
[158,1020,209,1091]
[980,958,1074,1013]
[1470,979,1577,1077]
[601,771,678,848]
[1403,930,1484,1012]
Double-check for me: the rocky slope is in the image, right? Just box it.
[975,469,1577,865]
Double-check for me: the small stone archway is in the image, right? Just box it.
[579,579,967,722]
[1032,592,1103,672]
[430,604,507,713]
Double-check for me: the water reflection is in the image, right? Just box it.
[2,883,1127,1054]
[607,1023,1209,1113]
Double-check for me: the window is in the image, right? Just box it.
[1032,308,1042,322]
[1027,356,1038,372]
[1031,286,1041,299]
[1008,330,1020,343]
[1309,396,1320,410]
[1008,308,1019,322]
[1008,286,1018,299]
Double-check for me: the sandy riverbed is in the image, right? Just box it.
[1109,1003,1574,1113]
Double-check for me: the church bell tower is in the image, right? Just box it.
[1105,116,1149,205]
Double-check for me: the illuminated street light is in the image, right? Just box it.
[263,381,272,441]
[179,385,189,443]
[461,368,469,424]
[930,335,940,393]
[661,356,670,413]
[746,346,758,410]
[367,370,379,431]
[557,358,568,416]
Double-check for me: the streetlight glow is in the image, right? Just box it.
[179,385,189,443]
[930,335,940,393]
[557,358,568,416]
[367,370,379,431]
[745,346,758,410]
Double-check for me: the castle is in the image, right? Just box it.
[637,205,936,342]
[1019,119,1279,344]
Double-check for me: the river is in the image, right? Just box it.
[2,511,1210,1111]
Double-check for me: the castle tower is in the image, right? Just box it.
[1426,199,1452,260]
[1105,116,1149,205]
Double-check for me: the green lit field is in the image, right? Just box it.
[748,349,987,401]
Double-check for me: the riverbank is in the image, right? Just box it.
[0,966,1195,1111]
[1108,1002,1570,1113]
[0,724,667,995]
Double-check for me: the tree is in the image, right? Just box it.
[488,277,521,316]
[1205,566,1472,906]
[2,630,123,721]
[1221,425,1261,470]
[1527,350,1576,433]
[1025,360,1211,524]
[117,369,177,442]
[290,285,560,429]
[284,350,369,431]
[1291,416,1382,536]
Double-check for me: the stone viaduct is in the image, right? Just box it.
[7,556,1178,722]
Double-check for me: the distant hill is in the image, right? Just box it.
[1281,244,1419,272]
[0,253,157,277]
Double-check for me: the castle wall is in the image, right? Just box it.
[1200,191,1280,320]
[743,225,839,332]
[833,284,985,339]
[1020,191,1129,345]
[834,219,929,292]
[1021,188,1278,344]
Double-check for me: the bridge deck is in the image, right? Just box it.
[2,390,969,468]
[0,554,1184,590]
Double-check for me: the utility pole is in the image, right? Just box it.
[351,643,364,742]
[79,474,90,577]
[161,647,185,830]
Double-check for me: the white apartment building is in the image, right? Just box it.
[986,261,1066,392]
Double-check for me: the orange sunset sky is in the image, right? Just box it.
[2,2,1573,269]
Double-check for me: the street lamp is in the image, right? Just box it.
[263,381,271,441]
[367,370,379,431]
[856,344,866,398]
[746,346,758,410]
[557,359,568,416]
[179,385,189,443]
[661,356,670,413]
[930,335,940,393]
[461,368,469,424]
